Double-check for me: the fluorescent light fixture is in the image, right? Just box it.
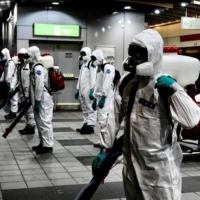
[155,10,160,14]
[181,2,187,7]
[52,2,59,5]
[124,6,131,9]
[192,0,200,5]
[113,11,118,14]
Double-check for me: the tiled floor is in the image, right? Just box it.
[0,110,200,199]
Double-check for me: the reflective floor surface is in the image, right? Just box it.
[0,110,200,200]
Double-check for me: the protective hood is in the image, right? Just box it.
[91,49,106,64]
[131,29,163,76]
[1,48,11,60]
[80,47,91,61]
[19,48,28,54]
[27,46,41,63]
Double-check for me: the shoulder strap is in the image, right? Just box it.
[163,97,174,130]
[119,73,133,97]
[32,63,52,95]
[87,60,92,69]
[33,62,43,69]
[127,77,139,118]
[101,63,109,72]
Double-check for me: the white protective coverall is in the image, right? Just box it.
[1,48,18,113]
[99,29,200,200]
[18,48,36,127]
[77,47,97,126]
[92,49,115,132]
[28,46,54,148]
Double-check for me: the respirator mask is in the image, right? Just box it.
[123,43,153,76]
[91,56,102,67]
[19,53,31,64]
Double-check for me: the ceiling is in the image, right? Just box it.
[14,0,200,27]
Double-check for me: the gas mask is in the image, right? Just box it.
[123,43,153,76]
[83,56,89,61]
[93,60,101,66]
[91,55,102,67]
[25,57,32,64]
[18,53,30,64]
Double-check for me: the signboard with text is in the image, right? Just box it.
[181,17,200,29]
[34,23,80,37]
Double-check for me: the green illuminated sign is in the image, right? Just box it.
[34,23,80,37]
[181,17,200,29]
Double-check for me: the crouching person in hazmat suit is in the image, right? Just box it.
[92,29,200,200]
[27,46,54,154]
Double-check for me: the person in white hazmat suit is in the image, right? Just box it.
[92,29,200,200]
[0,48,18,119]
[26,46,54,154]
[17,48,36,135]
[75,47,97,134]
[90,49,115,146]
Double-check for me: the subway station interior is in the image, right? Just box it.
[1,0,200,200]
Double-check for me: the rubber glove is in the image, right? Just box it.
[89,89,95,100]
[92,152,107,176]
[98,96,106,109]
[21,97,28,106]
[155,75,175,89]
[6,82,12,94]
[92,98,97,111]
[74,89,79,100]
[34,100,41,113]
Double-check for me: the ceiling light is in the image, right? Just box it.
[124,6,131,9]
[52,2,59,5]
[113,11,118,14]
[181,2,187,7]
[155,10,160,14]
[192,0,200,5]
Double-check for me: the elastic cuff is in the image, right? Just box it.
[169,82,181,95]
[100,147,109,154]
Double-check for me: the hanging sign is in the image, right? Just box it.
[181,17,200,29]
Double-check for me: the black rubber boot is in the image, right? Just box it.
[32,144,42,151]
[19,125,35,135]
[4,111,16,120]
[36,146,53,154]
[80,126,94,134]
[93,143,100,148]
[76,123,87,132]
